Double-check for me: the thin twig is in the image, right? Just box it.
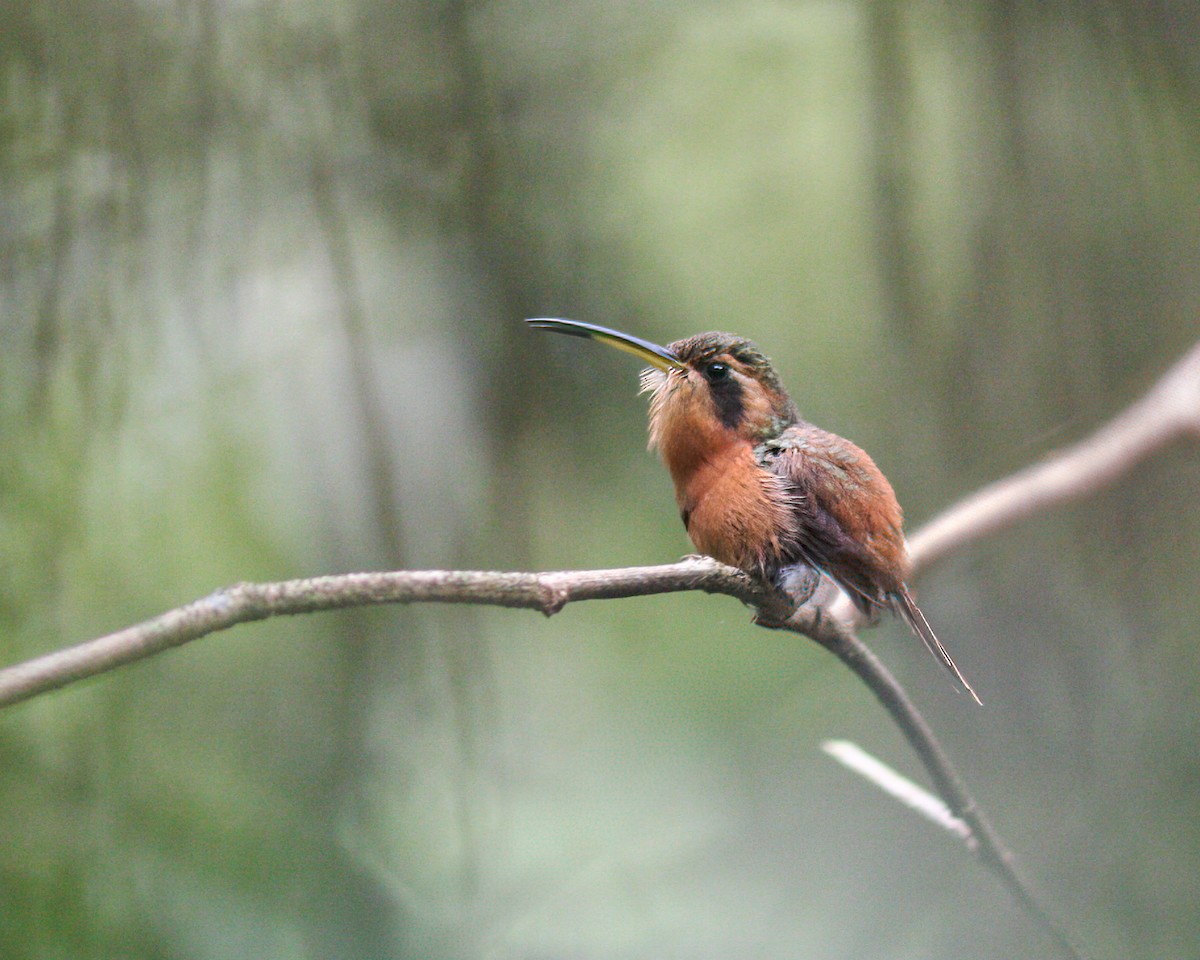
[909,339,1200,572]
[821,740,971,839]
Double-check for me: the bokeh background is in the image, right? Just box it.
[2,2,1198,958]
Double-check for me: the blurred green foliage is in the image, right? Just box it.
[1,0,1198,957]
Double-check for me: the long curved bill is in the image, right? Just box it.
[526,318,685,371]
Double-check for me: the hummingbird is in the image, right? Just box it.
[527,317,980,704]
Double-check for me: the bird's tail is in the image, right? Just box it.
[895,587,982,705]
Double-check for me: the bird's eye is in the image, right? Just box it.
[704,361,729,381]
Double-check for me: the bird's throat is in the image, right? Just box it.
[665,437,796,573]
[648,372,797,573]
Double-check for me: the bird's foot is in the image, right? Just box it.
[774,563,820,606]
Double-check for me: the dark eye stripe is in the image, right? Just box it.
[705,362,743,428]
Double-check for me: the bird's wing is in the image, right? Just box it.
[759,427,982,703]
[757,428,903,611]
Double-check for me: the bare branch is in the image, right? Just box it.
[7,339,1194,710]
[808,627,1084,959]
[909,339,1200,572]
[0,559,762,711]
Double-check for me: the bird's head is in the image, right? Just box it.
[527,319,798,465]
